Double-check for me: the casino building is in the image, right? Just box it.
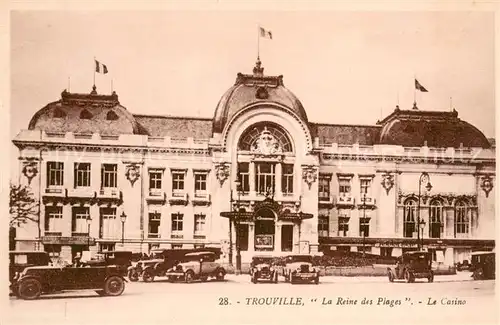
[12,59,496,265]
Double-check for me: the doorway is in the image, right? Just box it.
[281,225,293,251]
[254,208,275,251]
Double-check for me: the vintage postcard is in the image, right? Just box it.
[2,2,498,325]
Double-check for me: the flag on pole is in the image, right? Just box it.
[95,60,108,74]
[415,79,428,92]
[259,27,273,39]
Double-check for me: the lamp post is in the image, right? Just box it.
[362,193,367,258]
[86,217,92,251]
[120,211,127,246]
[234,179,242,275]
[417,172,432,251]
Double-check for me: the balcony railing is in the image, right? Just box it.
[169,192,188,205]
[336,195,354,207]
[318,195,334,206]
[148,233,160,239]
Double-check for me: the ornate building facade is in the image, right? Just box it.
[13,59,496,264]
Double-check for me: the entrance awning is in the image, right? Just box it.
[279,212,314,221]
[220,211,314,222]
[220,211,255,222]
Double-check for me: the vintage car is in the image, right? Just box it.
[9,251,51,284]
[83,251,134,276]
[11,264,127,300]
[165,251,226,283]
[128,247,221,282]
[250,255,278,283]
[387,251,434,283]
[470,251,495,280]
[282,254,320,284]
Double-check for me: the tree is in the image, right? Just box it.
[9,183,39,227]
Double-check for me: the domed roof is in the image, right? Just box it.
[28,87,146,135]
[212,59,308,134]
[377,106,491,148]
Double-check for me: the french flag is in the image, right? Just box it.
[95,59,108,74]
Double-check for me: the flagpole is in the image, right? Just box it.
[93,56,96,87]
[413,74,416,105]
[68,76,71,92]
[257,25,260,59]
[111,79,114,93]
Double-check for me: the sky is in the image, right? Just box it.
[10,10,495,138]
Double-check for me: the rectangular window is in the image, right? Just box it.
[100,243,115,252]
[194,172,207,194]
[255,163,275,195]
[74,163,91,188]
[360,179,371,195]
[172,171,185,192]
[359,218,370,237]
[47,162,64,187]
[455,205,469,236]
[318,175,331,199]
[100,207,117,238]
[338,210,350,236]
[318,215,329,237]
[101,164,117,188]
[72,207,90,234]
[149,170,162,190]
[194,214,206,234]
[281,164,294,195]
[44,206,63,233]
[338,178,351,195]
[148,211,161,238]
[237,163,250,193]
[171,213,183,232]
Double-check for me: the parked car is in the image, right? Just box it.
[128,247,221,282]
[83,251,134,276]
[282,254,320,284]
[470,251,495,280]
[250,255,278,284]
[11,264,127,300]
[165,251,226,283]
[9,251,51,285]
[387,251,434,283]
[455,259,471,271]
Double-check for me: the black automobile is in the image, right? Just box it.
[83,251,134,276]
[128,247,221,282]
[387,251,434,283]
[9,251,51,284]
[470,251,495,280]
[11,264,127,300]
[250,255,278,283]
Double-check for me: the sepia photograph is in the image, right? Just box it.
[3,3,497,325]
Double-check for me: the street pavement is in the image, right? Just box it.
[5,272,497,325]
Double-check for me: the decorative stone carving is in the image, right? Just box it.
[255,86,269,99]
[302,165,318,190]
[125,164,140,187]
[215,162,230,187]
[480,175,493,198]
[381,172,394,195]
[22,161,38,185]
[251,127,283,155]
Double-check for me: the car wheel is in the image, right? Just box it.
[142,270,155,283]
[95,290,106,296]
[252,276,257,284]
[18,278,42,300]
[200,276,208,282]
[103,276,125,296]
[128,270,139,282]
[404,270,414,283]
[428,272,434,283]
[315,276,319,285]
[473,268,484,280]
[185,270,195,283]
[388,271,394,283]
[274,273,278,284]
[215,269,225,281]
[290,276,296,285]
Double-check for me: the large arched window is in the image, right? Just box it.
[454,200,469,237]
[238,122,293,153]
[403,199,417,238]
[429,199,443,238]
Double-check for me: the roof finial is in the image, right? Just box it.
[412,101,418,110]
[91,84,97,95]
[253,57,264,77]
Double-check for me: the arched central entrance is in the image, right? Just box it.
[254,207,276,251]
